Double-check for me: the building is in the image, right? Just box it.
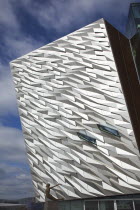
[125,3,140,152]
[126,2,140,83]
[126,2,140,39]
[126,2,140,86]
[10,17,140,210]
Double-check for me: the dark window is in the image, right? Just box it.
[97,124,121,137]
[130,33,140,83]
[99,201,114,210]
[134,200,140,210]
[77,132,96,144]
[85,201,98,210]
[116,200,133,210]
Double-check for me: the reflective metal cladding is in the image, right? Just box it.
[10,19,140,202]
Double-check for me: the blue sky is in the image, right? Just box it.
[0,0,140,200]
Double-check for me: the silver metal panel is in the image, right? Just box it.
[10,19,140,202]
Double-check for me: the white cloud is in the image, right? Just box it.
[0,0,19,30]
[21,0,97,32]
[0,126,34,199]
[20,0,135,34]
[0,0,44,59]
[0,126,27,161]
[0,169,34,199]
[0,63,19,116]
[5,35,43,59]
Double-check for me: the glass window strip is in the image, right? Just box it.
[97,124,121,137]
[77,132,96,144]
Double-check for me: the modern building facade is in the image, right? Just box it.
[10,17,140,209]
[126,3,140,39]
[126,3,140,84]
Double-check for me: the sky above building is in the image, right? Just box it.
[0,0,140,200]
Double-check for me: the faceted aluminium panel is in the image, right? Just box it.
[10,19,140,202]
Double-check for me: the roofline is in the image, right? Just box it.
[10,18,106,64]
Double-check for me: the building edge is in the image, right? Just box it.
[105,20,140,152]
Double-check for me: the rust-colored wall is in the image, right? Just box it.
[105,20,140,151]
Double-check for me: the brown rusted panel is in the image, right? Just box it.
[105,20,140,151]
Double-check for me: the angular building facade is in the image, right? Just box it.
[126,3,140,84]
[10,19,140,207]
[126,2,140,39]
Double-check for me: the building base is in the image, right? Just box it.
[44,194,140,210]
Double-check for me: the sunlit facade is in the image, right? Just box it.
[11,18,140,209]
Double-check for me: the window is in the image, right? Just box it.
[97,124,121,137]
[134,200,140,210]
[85,201,98,210]
[77,132,96,144]
[116,200,133,210]
[130,33,140,83]
[99,201,114,210]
